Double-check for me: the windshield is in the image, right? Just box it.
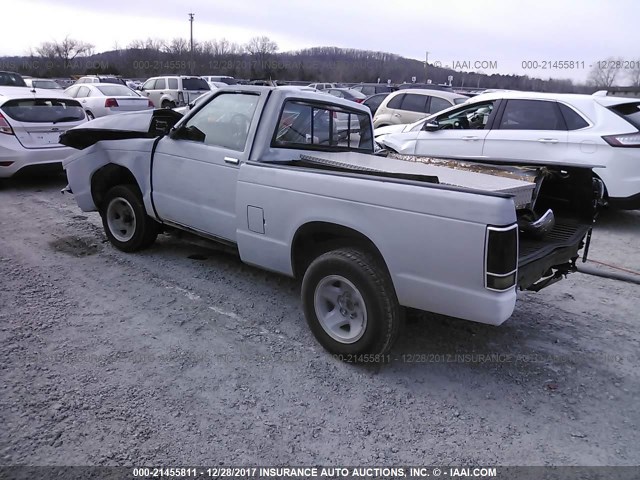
[1,98,85,123]
[0,72,26,87]
[182,78,210,90]
[96,85,138,97]
[32,80,63,89]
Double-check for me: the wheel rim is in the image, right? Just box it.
[87,112,94,120]
[106,196,136,242]
[314,275,367,344]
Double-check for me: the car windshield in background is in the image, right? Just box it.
[220,78,237,85]
[1,98,85,123]
[273,100,373,152]
[96,85,138,97]
[609,102,640,129]
[454,97,468,104]
[183,78,210,90]
[33,80,63,89]
[99,78,125,85]
[0,72,26,87]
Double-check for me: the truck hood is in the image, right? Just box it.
[59,109,183,149]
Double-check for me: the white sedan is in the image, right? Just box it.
[64,84,154,120]
[378,91,640,209]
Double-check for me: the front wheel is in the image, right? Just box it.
[301,248,402,356]
[101,184,158,252]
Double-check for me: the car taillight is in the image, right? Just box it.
[602,132,640,147]
[0,112,14,135]
[354,98,364,103]
[485,225,518,291]
[148,100,154,108]
[104,98,119,108]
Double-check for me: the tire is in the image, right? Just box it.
[161,100,175,109]
[301,247,402,356]
[86,111,95,120]
[101,184,158,252]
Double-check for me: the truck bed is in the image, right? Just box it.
[518,217,591,289]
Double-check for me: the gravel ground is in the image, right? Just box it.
[1,174,639,467]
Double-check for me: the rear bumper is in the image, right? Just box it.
[607,192,640,210]
[0,142,76,178]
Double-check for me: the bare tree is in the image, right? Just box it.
[588,57,623,87]
[36,36,94,63]
[628,64,640,87]
[164,37,189,56]
[245,36,278,57]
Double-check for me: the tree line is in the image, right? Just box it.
[2,36,638,93]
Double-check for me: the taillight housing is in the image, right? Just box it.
[602,132,640,147]
[485,225,518,291]
[104,98,119,108]
[148,100,154,108]
[0,112,14,135]
[354,98,364,103]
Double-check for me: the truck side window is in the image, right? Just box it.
[273,100,373,152]
[182,93,259,151]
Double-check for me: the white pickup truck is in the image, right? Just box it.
[61,86,600,356]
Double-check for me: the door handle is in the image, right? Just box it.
[393,113,400,117]
[224,157,239,165]
[462,136,479,140]
[538,138,559,143]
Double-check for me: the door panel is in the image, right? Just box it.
[483,99,568,161]
[414,100,496,158]
[151,92,261,241]
[152,138,241,240]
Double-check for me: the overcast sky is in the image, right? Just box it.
[3,0,638,84]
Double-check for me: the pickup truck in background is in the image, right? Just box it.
[60,86,601,356]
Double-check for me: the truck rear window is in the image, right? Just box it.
[182,78,210,91]
[1,98,85,123]
[273,100,373,153]
[609,102,640,130]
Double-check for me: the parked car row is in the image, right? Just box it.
[2,68,639,212]
[376,90,640,209]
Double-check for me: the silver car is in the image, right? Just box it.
[0,86,86,177]
[65,84,153,120]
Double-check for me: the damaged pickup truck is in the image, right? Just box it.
[61,86,602,356]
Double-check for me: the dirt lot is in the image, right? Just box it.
[1,174,639,466]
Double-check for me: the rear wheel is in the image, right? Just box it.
[86,111,95,120]
[301,247,401,357]
[161,100,176,109]
[101,184,158,252]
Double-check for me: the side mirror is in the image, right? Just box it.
[423,121,439,131]
[168,125,184,140]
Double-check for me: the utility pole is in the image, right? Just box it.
[425,51,429,83]
[188,12,195,74]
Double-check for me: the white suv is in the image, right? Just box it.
[139,76,210,109]
[377,91,640,209]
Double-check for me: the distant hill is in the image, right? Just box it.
[0,45,591,93]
